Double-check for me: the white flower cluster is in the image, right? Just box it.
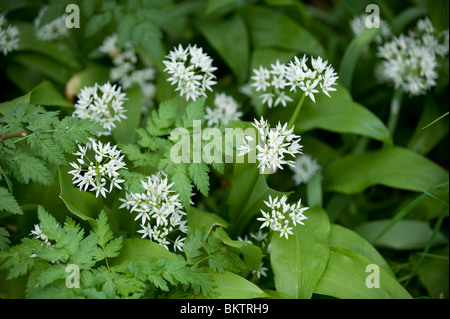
[251,55,338,106]
[376,17,449,96]
[73,82,127,135]
[34,6,69,42]
[0,14,20,55]
[350,14,392,43]
[238,117,303,173]
[68,140,127,198]
[290,154,321,186]
[100,34,157,112]
[119,171,188,252]
[163,44,217,101]
[257,195,308,239]
[204,93,243,127]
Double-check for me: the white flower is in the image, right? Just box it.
[100,35,157,113]
[350,14,392,43]
[252,261,268,279]
[34,6,69,42]
[239,117,303,174]
[0,14,20,55]
[376,17,449,96]
[119,171,187,252]
[68,139,127,198]
[258,195,308,239]
[73,82,128,135]
[251,56,338,106]
[99,33,119,57]
[290,154,321,185]
[30,224,50,245]
[163,44,217,101]
[204,93,243,126]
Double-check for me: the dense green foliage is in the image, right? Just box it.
[0,0,448,299]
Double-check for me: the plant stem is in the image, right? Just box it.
[0,130,27,144]
[387,88,403,137]
[288,93,306,129]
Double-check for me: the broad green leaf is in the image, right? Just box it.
[241,6,326,57]
[109,238,178,266]
[314,247,412,299]
[11,53,72,86]
[270,206,331,299]
[328,224,392,275]
[323,146,448,194]
[29,80,73,108]
[0,80,72,115]
[196,13,249,84]
[205,0,236,15]
[226,163,289,236]
[15,23,80,70]
[426,0,449,34]
[84,11,112,37]
[186,206,229,236]
[262,289,295,299]
[339,27,380,91]
[58,166,101,221]
[283,84,392,144]
[407,95,449,155]
[213,227,263,271]
[112,86,143,144]
[208,270,268,299]
[354,219,448,250]
[410,249,449,299]
[390,5,427,35]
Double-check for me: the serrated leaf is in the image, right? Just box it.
[176,98,206,128]
[188,163,210,196]
[183,229,205,265]
[103,237,123,259]
[15,152,53,185]
[0,186,23,215]
[27,133,66,165]
[162,161,193,208]
[146,98,180,136]
[0,227,11,251]
[92,211,113,247]
[84,11,112,37]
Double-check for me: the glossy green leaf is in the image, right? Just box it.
[354,219,448,250]
[410,249,449,299]
[186,206,229,236]
[112,86,143,144]
[289,84,392,144]
[314,247,412,299]
[58,166,101,221]
[213,227,263,271]
[339,27,380,91]
[426,0,449,34]
[196,13,249,84]
[208,270,268,299]
[270,206,331,299]
[227,164,290,236]
[0,80,72,114]
[407,95,449,155]
[241,6,326,57]
[323,146,448,194]
[328,224,393,275]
